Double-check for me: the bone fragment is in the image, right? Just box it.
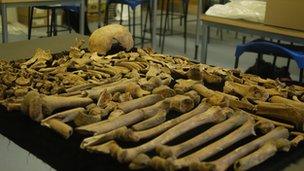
[41,107,86,123]
[41,118,73,139]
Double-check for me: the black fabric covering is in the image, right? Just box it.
[1,105,304,171]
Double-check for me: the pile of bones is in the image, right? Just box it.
[1,25,304,171]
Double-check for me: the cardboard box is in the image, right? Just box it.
[265,0,304,31]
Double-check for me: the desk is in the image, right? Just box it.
[200,15,304,64]
[0,0,86,43]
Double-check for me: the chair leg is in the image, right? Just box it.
[287,57,291,70]
[170,0,173,34]
[98,0,102,28]
[28,7,34,40]
[104,3,110,25]
[133,8,136,40]
[159,0,165,47]
[183,0,189,53]
[46,10,51,36]
[142,3,150,47]
[120,4,123,25]
[52,9,57,36]
[234,57,239,69]
[65,10,72,33]
[161,0,170,53]
[50,9,55,36]
[300,68,303,83]
[128,6,131,32]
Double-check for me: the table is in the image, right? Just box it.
[1,34,304,171]
[0,0,86,43]
[199,14,304,64]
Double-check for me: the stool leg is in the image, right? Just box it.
[159,0,165,47]
[161,0,170,53]
[142,3,149,47]
[65,10,72,33]
[120,4,123,25]
[133,8,136,40]
[300,69,303,83]
[50,9,55,36]
[46,10,51,36]
[104,3,110,25]
[128,6,131,32]
[183,0,189,54]
[170,0,173,34]
[98,0,102,28]
[234,57,239,69]
[53,9,57,36]
[140,4,144,48]
[28,7,34,40]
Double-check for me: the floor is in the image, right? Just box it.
[0,11,304,171]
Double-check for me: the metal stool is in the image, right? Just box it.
[28,5,72,40]
[104,0,152,47]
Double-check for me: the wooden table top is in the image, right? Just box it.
[201,15,304,40]
[0,34,88,61]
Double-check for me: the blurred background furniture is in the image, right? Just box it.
[27,5,72,39]
[199,15,304,64]
[104,0,152,47]
[235,39,304,82]
[0,0,86,43]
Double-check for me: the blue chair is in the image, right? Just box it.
[104,0,151,47]
[235,39,304,82]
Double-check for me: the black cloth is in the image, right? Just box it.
[1,106,304,171]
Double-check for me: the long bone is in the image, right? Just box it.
[80,101,212,149]
[83,78,134,99]
[223,81,269,101]
[155,113,249,159]
[164,118,255,170]
[41,107,86,123]
[190,127,289,171]
[234,138,291,171]
[192,84,254,110]
[22,91,93,122]
[269,96,304,109]
[256,101,304,130]
[109,106,231,163]
[76,95,194,135]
